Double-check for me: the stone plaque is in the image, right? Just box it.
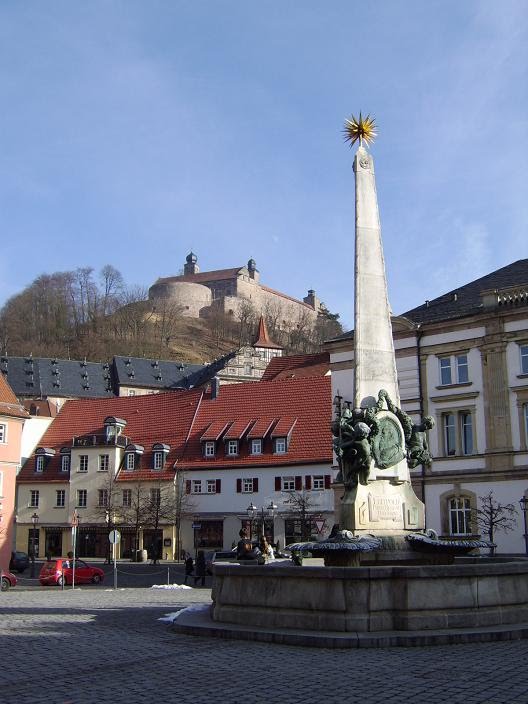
[368,493,402,522]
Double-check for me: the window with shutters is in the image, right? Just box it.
[192,480,202,494]
[207,479,217,493]
[312,475,324,490]
[282,476,295,491]
[242,478,254,493]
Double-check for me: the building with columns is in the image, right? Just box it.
[327,259,528,552]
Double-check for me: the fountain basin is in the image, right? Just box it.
[211,560,528,633]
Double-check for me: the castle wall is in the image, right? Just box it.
[148,281,212,318]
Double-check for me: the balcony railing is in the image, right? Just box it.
[72,434,129,448]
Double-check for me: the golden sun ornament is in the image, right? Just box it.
[343,112,377,148]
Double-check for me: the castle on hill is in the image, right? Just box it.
[148,252,326,328]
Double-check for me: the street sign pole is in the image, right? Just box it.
[108,530,121,591]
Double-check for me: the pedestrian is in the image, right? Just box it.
[184,553,194,585]
[194,550,206,587]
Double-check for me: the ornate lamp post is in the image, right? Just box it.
[519,496,528,556]
[246,501,278,542]
[30,512,39,578]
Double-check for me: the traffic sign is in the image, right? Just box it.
[108,529,121,544]
[314,518,326,534]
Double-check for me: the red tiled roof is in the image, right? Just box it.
[200,420,231,441]
[180,377,332,470]
[261,352,330,382]
[271,417,297,437]
[253,316,281,350]
[0,374,29,419]
[155,268,242,285]
[246,418,276,439]
[223,419,253,440]
[18,390,203,483]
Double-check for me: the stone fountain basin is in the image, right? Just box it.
[212,560,528,632]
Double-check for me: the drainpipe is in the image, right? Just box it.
[416,326,426,523]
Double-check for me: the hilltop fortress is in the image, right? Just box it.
[148,252,326,328]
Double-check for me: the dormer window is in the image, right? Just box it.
[250,439,262,455]
[274,437,287,454]
[204,441,215,458]
[124,443,144,471]
[60,449,71,473]
[226,440,239,457]
[35,447,55,472]
[152,443,170,470]
[104,416,127,443]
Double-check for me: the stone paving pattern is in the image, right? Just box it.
[1,587,528,703]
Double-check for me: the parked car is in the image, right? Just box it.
[39,559,105,586]
[9,551,29,573]
[1,570,17,591]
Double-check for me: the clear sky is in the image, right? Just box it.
[0,1,526,329]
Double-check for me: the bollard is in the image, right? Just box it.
[167,566,170,586]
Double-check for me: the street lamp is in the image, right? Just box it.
[246,501,278,542]
[519,496,528,556]
[30,512,39,578]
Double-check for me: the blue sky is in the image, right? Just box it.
[0,1,526,329]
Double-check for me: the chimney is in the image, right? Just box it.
[211,376,220,400]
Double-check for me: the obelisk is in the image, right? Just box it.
[336,114,425,538]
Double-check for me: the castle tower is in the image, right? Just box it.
[184,251,199,276]
[247,258,259,282]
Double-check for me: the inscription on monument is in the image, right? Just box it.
[368,493,402,522]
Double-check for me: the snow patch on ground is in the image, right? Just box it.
[158,612,184,622]
[172,603,210,621]
[151,583,193,590]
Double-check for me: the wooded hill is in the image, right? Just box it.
[0,266,342,363]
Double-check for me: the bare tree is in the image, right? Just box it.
[122,481,150,561]
[282,490,320,541]
[473,491,518,556]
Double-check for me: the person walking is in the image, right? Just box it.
[184,553,194,585]
[194,550,206,587]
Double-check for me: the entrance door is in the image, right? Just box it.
[45,529,63,557]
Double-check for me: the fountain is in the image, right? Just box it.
[173,115,528,647]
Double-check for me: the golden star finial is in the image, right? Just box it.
[343,112,377,148]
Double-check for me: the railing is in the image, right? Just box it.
[72,434,129,448]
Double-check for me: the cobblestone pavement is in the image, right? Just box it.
[1,588,528,704]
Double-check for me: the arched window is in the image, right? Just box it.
[449,497,472,535]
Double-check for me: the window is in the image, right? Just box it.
[443,414,456,456]
[0,423,6,443]
[56,490,65,507]
[98,489,108,507]
[99,455,109,472]
[461,412,473,455]
[312,475,325,490]
[274,437,287,454]
[226,440,238,457]
[439,354,470,385]
[449,497,472,535]
[207,479,217,494]
[35,456,45,473]
[77,489,87,508]
[61,455,70,473]
[153,452,164,470]
[244,364,252,376]
[524,404,528,443]
[127,389,136,396]
[30,490,39,508]
[122,489,132,508]
[442,411,475,456]
[150,488,161,507]
[79,455,88,472]
[192,480,202,494]
[250,439,262,455]
[521,345,528,375]
[125,453,135,471]
[242,478,254,493]
[204,441,215,458]
[282,476,295,491]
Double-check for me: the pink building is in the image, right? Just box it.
[0,374,28,569]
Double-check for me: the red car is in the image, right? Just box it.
[1,570,17,591]
[39,559,104,586]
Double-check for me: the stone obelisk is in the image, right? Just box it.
[336,115,425,539]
